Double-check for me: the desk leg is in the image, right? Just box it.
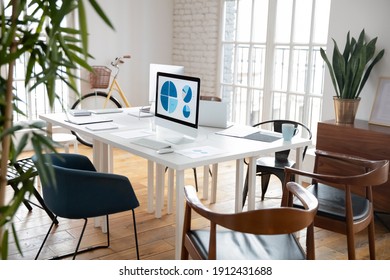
[210,164,218,204]
[235,159,244,213]
[92,140,112,173]
[155,163,164,218]
[147,160,154,213]
[247,156,257,211]
[167,168,174,214]
[202,165,209,200]
[92,140,111,233]
[175,170,185,260]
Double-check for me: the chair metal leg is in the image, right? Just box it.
[192,168,198,192]
[242,169,249,207]
[260,174,271,201]
[36,213,140,260]
[37,215,111,260]
[132,209,140,260]
[30,187,59,225]
[10,182,33,211]
[35,216,58,260]
[72,218,89,259]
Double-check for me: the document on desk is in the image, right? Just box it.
[111,129,155,139]
[65,115,112,125]
[215,125,256,137]
[216,125,282,142]
[176,146,224,159]
[86,122,119,131]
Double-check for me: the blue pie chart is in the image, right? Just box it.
[182,85,192,103]
[160,81,178,114]
[183,105,191,118]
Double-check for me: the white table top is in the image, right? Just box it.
[40,108,311,170]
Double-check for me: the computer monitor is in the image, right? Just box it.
[154,72,200,144]
[149,63,185,105]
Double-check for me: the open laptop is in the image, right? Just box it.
[198,100,231,128]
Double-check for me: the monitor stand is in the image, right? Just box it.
[165,135,195,145]
[156,125,197,146]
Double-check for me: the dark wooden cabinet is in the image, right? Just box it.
[317,119,390,212]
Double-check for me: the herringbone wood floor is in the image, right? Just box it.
[6,145,390,260]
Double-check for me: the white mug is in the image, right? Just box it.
[282,123,297,141]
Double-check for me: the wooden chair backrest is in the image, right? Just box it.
[184,182,318,236]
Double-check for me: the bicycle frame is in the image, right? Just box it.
[104,55,131,108]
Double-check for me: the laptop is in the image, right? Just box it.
[199,100,231,128]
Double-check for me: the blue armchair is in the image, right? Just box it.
[33,153,140,260]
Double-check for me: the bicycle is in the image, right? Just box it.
[71,55,131,146]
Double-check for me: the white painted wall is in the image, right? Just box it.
[84,0,174,107]
[321,0,390,122]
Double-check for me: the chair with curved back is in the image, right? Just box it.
[32,153,140,260]
[181,182,318,260]
[283,150,389,259]
[242,120,312,206]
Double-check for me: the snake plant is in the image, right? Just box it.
[320,29,385,99]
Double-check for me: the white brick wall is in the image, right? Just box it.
[173,0,221,97]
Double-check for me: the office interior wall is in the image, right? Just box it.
[84,0,174,106]
[172,0,221,98]
[322,0,390,122]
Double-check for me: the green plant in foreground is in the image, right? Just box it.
[320,29,385,99]
[0,0,113,259]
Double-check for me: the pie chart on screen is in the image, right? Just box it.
[182,85,192,103]
[183,105,191,118]
[160,81,178,114]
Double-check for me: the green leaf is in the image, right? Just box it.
[321,48,339,97]
[88,0,115,30]
[1,231,8,260]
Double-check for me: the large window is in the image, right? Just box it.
[1,1,72,123]
[220,0,331,136]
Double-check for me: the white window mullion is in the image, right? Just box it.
[285,0,297,119]
[261,0,277,121]
[302,0,316,130]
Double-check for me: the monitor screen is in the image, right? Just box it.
[149,64,184,104]
[154,72,200,142]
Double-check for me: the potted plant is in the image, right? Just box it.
[0,0,113,259]
[320,29,385,124]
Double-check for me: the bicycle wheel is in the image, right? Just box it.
[71,91,122,147]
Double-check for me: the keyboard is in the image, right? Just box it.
[132,138,171,150]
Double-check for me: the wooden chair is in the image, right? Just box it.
[181,183,318,260]
[283,149,389,260]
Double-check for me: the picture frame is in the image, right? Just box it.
[369,77,390,126]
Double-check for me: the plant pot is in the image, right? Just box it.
[333,97,361,124]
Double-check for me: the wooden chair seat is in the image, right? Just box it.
[308,183,370,221]
[187,229,305,260]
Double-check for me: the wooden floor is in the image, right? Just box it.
[6,145,390,260]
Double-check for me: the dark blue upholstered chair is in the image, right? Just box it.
[32,153,140,260]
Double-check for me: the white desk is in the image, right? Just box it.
[40,108,311,259]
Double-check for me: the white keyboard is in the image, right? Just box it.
[132,138,171,150]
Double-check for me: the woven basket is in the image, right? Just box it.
[89,66,111,89]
